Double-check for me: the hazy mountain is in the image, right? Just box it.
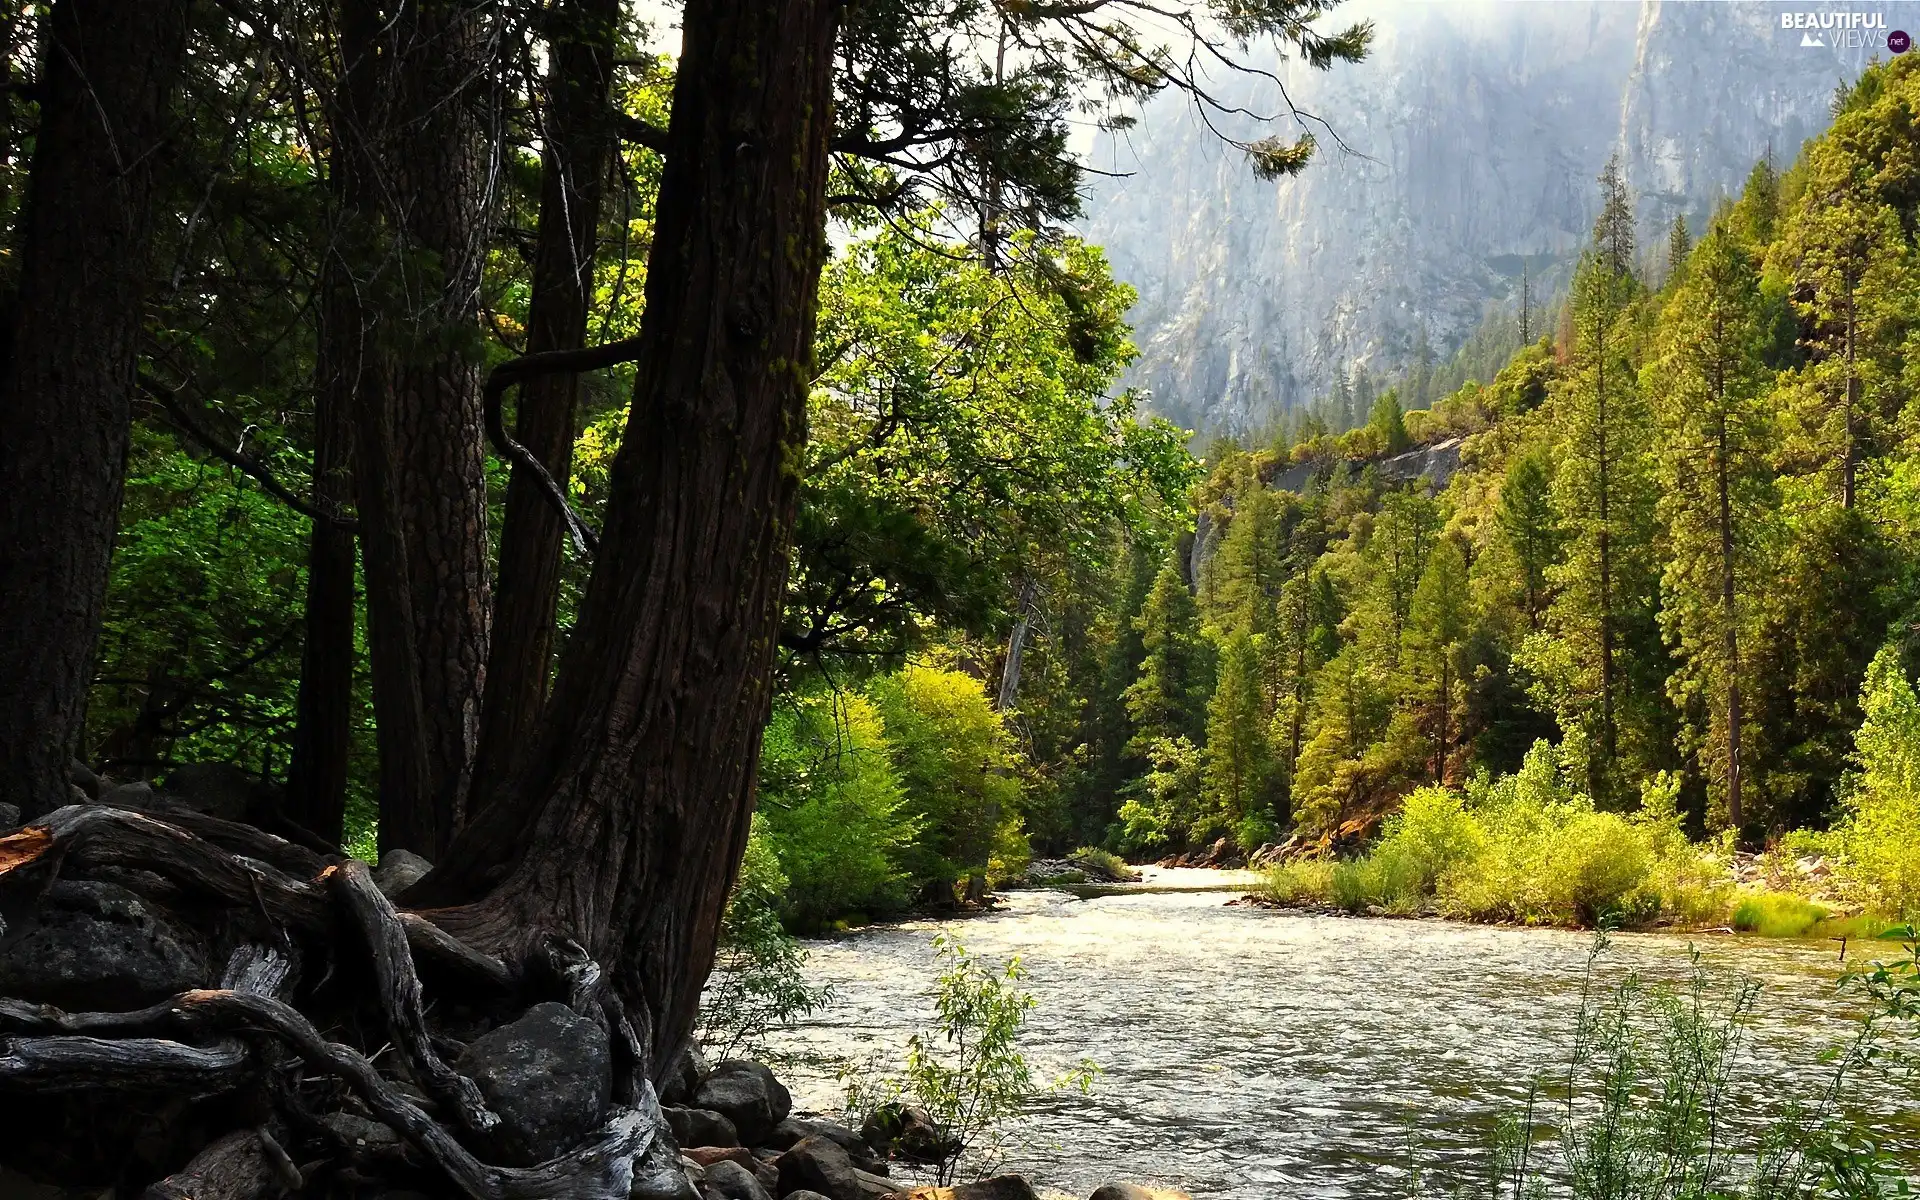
[1080,0,1911,433]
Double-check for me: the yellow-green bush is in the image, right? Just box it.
[1833,645,1920,920]
[1258,744,1750,929]
[1731,892,1830,938]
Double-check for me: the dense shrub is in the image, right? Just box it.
[1834,644,1920,919]
[1262,743,1741,928]
[757,690,914,928]
[869,664,1030,895]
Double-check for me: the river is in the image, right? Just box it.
[761,869,1918,1199]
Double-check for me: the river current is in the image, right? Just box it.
[761,869,1917,1199]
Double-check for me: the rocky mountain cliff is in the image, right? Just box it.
[1080,0,1909,433]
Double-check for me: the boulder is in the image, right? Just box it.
[100,781,153,808]
[68,759,101,800]
[686,1147,756,1171]
[666,1106,741,1149]
[455,1001,611,1165]
[661,1043,713,1106]
[694,1060,792,1145]
[879,1177,1039,1200]
[776,1136,860,1200]
[1090,1187,1193,1200]
[781,1194,834,1200]
[765,1118,884,1171]
[862,1105,954,1164]
[701,1160,772,1200]
[0,879,206,1010]
[371,849,434,898]
[0,803,18,831]
[159,763,260,821]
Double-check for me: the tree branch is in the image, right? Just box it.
[137,375,358,532]
[481,337,650,559]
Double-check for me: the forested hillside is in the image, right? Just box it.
[737,55,1920,932]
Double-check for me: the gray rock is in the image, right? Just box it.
[0,880,206,1010]
[1090,1188,1191,1200]
[701,1160,770,1200]
[849,1169,895,1198]
[0,803,19,831]
[861,1105,953,1164]
[159,763,259,821]
[455,1001,611,1165]
[68,759,100,800]
[781,1193,833,1200]
[661,1042,712,1106]
[694,1060,791,1145]
[665,1106,741,1149]
[776,1137,860,1200]
[100,781,152,808]
[371,849,434,898]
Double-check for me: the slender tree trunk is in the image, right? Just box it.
[1842,279,1857,510]
[994,576,1038,712]
[1717,404,1743,832]
[286,273,360,842]
[414,0,839,1076]
[472,0,620,804]
[0,0,191,817]
[1435,657,1450,782]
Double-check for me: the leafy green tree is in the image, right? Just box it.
[1838,643,1920,919]
[757,689,914,927]
[1646,225,1774,832]
[870,664,1028,900]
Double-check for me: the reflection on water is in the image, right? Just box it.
[763,870,1917,1199]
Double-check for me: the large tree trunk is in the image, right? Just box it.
[344,0,497,859]
[414,0,839,1075]
[0,0,191,817]
[472,0,621,806]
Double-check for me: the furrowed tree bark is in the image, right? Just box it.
[341,0,497,859]
[0,0,191,818]
[473,0,621,805]
[412,0,839,1074]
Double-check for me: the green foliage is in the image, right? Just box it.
[1369,388,1411,454]
[1731,892,1829,938]
[1835,643,1920,919]
[869,664,1029,896]
[1201,630,1278,846]
[844,933,1097,1184]
[1125,556,1212,756]
[757,690,914,929]
[1473,934,1920,1200]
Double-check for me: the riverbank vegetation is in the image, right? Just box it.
[748,56,1920,936]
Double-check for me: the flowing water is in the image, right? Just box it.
[761,869,1918,1199]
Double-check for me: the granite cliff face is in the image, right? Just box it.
[1080,0,1907,433]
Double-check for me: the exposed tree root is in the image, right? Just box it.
[0,804,683,1200]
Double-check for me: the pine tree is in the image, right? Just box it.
[1372,489,1439,646]
[1539,248,1658,804]
[1729,157,1779,250]
[1404,538,1473,780]
[1496,446,1561,631]
[1369,387,1410,454]
[1593,153,1636,280]
[1209,477,1284,638]
[1647,225,1773,833]
[1203,628,1276,842]
[1665,214,1692,286]
[1125,556,1211,755]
